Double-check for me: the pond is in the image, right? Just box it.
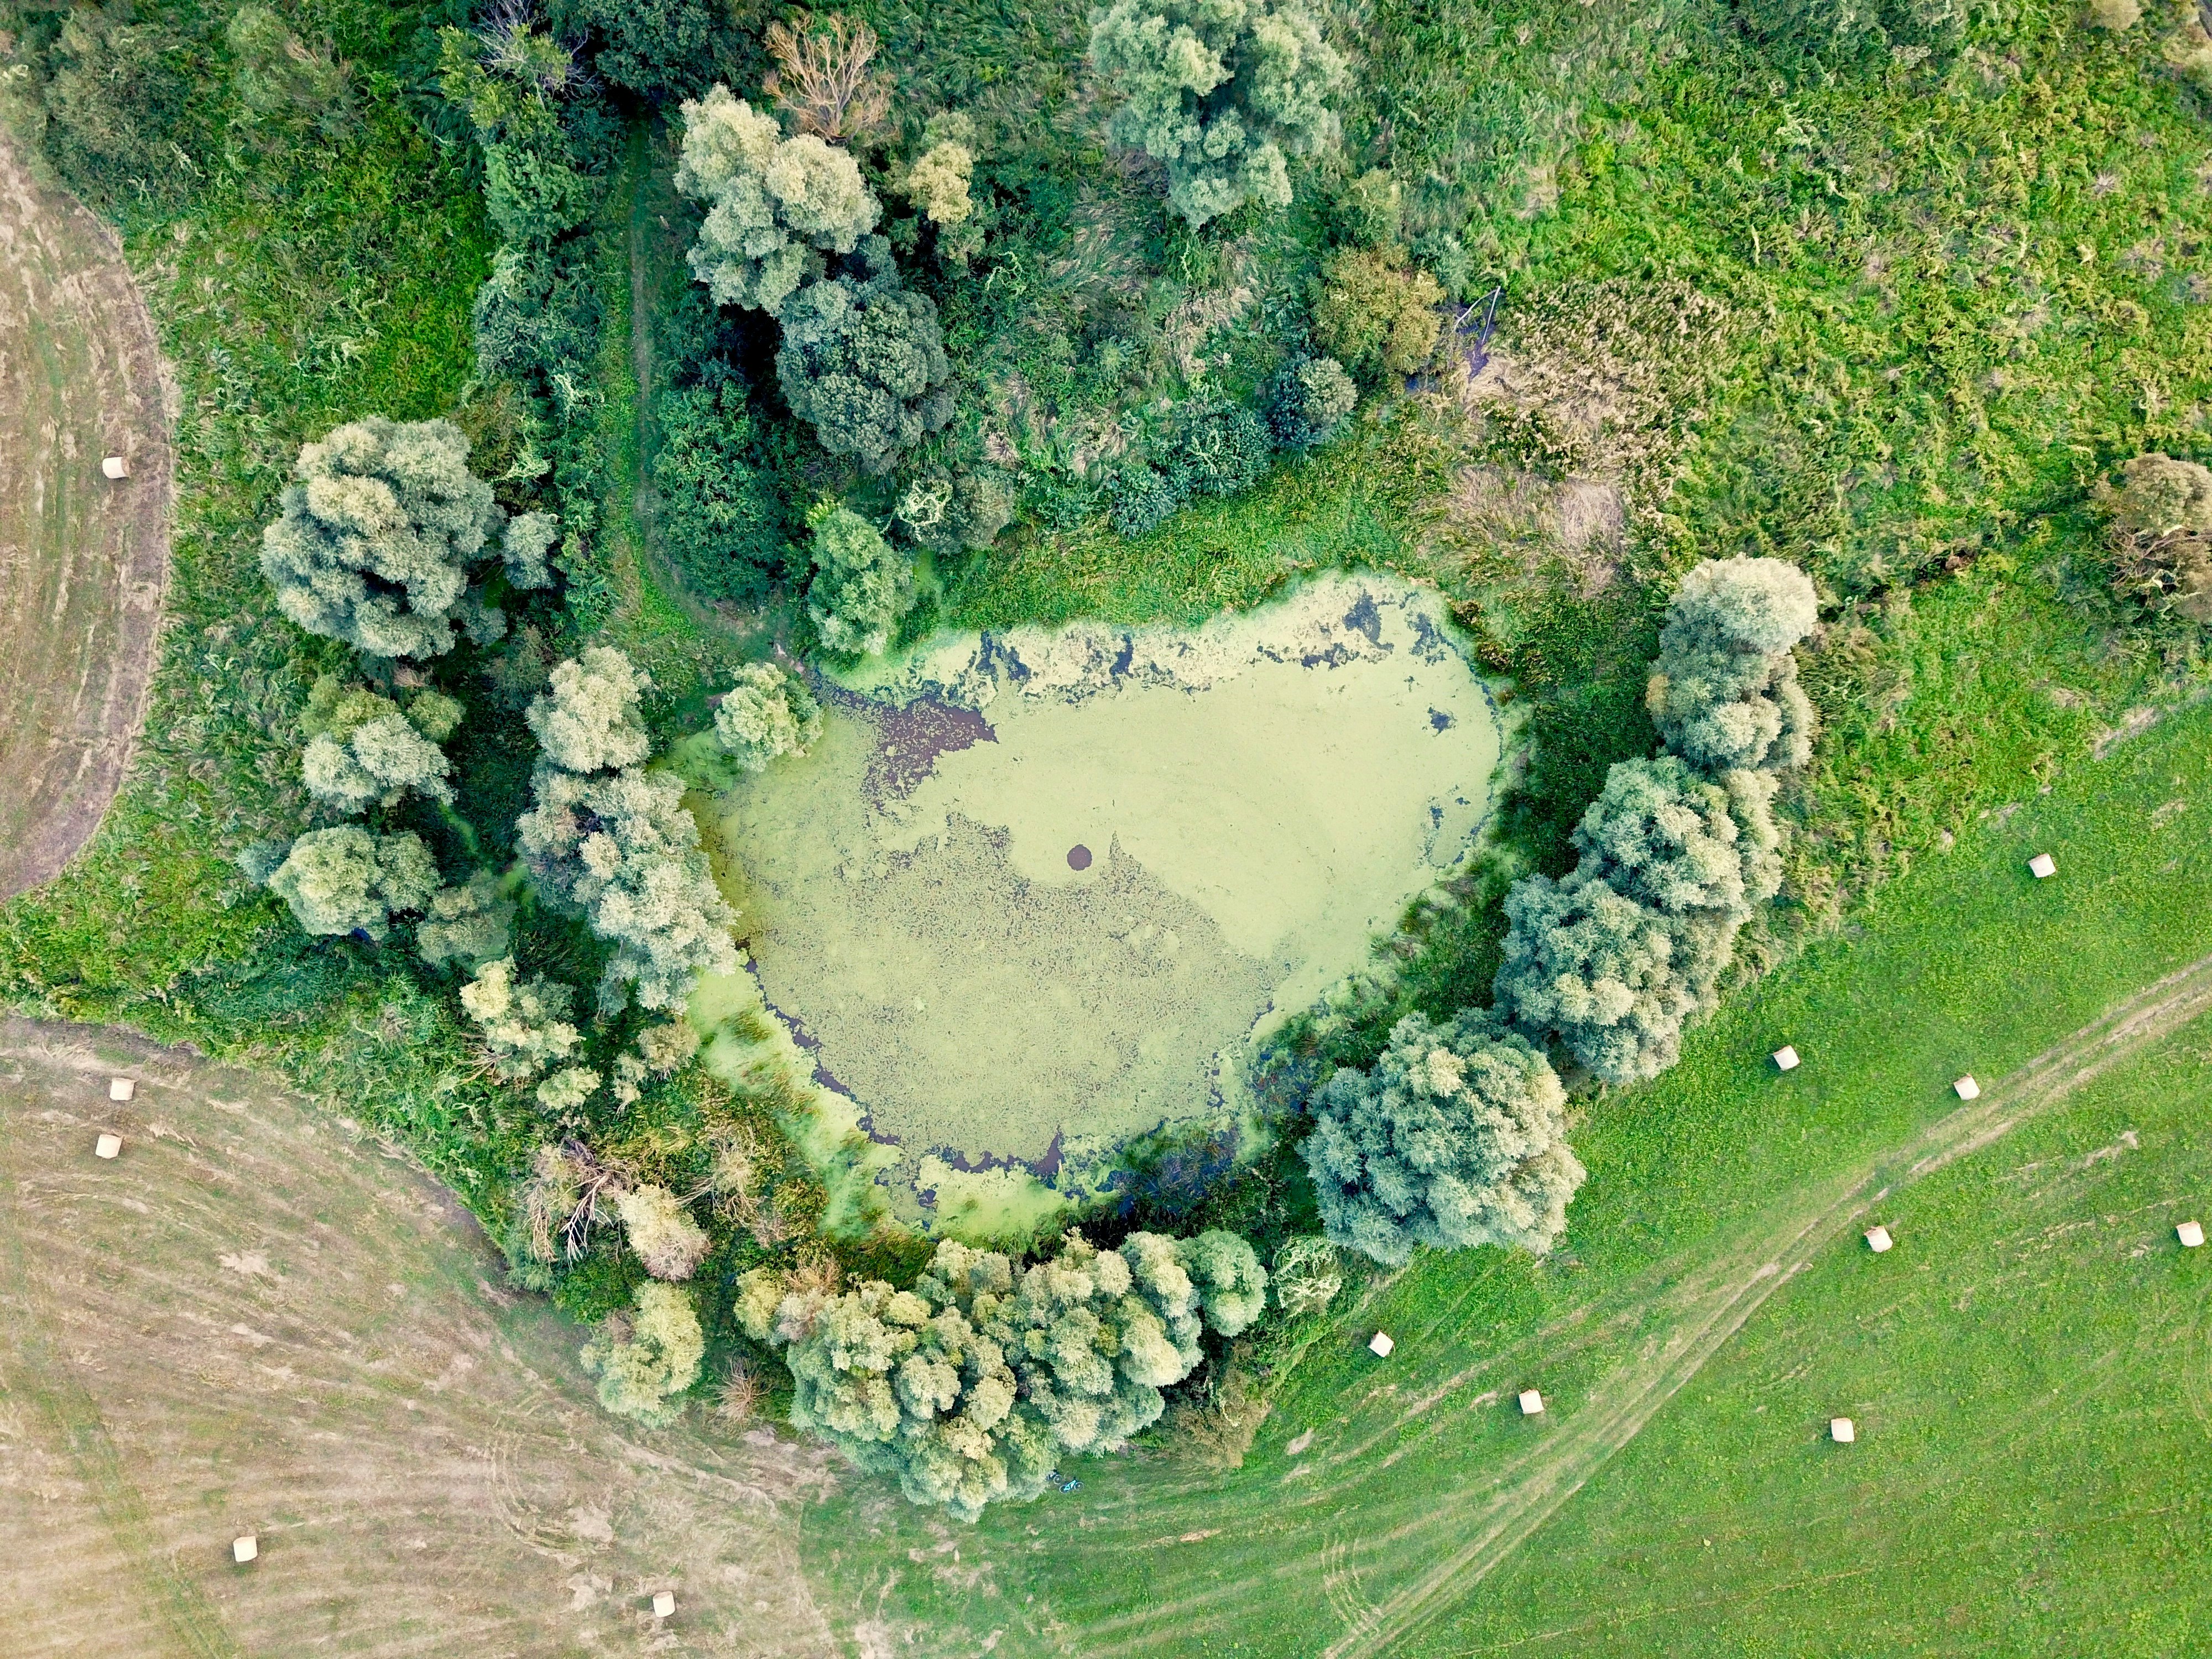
[710,572,1503,1228]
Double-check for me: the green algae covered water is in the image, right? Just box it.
[703,572,1501,1234]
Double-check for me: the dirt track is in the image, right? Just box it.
[0,134,170,897]
[0,1021,841,1657]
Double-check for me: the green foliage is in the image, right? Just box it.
[1087,0,1347,227]
[1111,395,1276,536]
[264,826,440,942]
[740,1228,1267,1520]
[580,1279,706,1426]
[225,4,354,143]
[1646,557,1819,775]
[904,135,975,227]
[458,956,582,1080]
[675,85,880,314]
[32,3,207,206]
[650,372,791,602]
[1311,245,1443,382]
[895,468,1016,555]
[301,712,454,811]
[774,237,954,473]
[1303,1010,1583,1266]
[525,644,651,774]
[1731,0,1968,65]
[259,416,529,661]
[805,503,914,656]
[714,661,822,773]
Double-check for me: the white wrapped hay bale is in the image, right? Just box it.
[1367,1332,1394,1358]
[1518,1389,1545,1416]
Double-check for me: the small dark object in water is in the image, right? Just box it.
[1067,844,1093,871]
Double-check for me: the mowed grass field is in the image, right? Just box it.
[0,1022,842,1658]
[796,696,2212,1656]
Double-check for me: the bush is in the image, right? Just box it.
[525,645,651,774]
[1311,246,1444,382]
[774,238,954,473]
[264,827,440,942]
[458,957,582,1079]
[1646,556,1819,775]
[560,0,724,102]
[895,467,1016,554]
[714,662,822,772]
[415,873,516,969]
[675,84,879,314]
[2095,453,2212,625]
[580,1280,706,1426]
[301,713,453,812]
[805,503,913,656]
[738,1229,1266,1520]
[1087,0,1347,228]
[1303,1011,1584,1267]
[259,418,550,661]
[612,1184,711,1280]
[1161,396,1274,501]
[652,373,791,601]
[226,4,354,143]
[1266,355,1357,448]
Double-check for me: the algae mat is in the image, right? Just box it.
[716,574,1500,1204]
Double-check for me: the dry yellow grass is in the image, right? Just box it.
[0,1019,842,1656]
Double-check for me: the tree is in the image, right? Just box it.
[1087,0,1347,228]
[1311,246,1444,382]
[1491,868,1705,1086]
[675,84,880,314]
[264,827,440,941]
[581,1280,706,1426]
[762,10,893,142]
[1646,556,1819,774]
[1303,1012,1584,1266]
[613,1184,711,1280]
[774,238,954,473]
[259,417,552,661]
[805,504,914,656]
[416,872,517,968]
[525,645,651,774]
[458,957,582,1079]
[2095,453,2212,624]
[516,763,741,1012]
[715,662,823,772]
[302,714,453,812]
[903,123,975,227]
[738,1229,1266,1520]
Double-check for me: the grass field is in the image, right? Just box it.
[0,133,170,898]
[791,691,2212,1655]
[0,1019,842,1657]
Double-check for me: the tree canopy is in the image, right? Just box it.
[1304,1012,1584,1266]
[804,503,914,656]
[1088,0,1347,227]
[581,1280,706,1426]
[1646,555,1820,775]
[715,661,823,772]
[264,826,440,941]
[774,238,954,473]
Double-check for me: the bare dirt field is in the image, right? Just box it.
[0,134,169,897]
[0,1019,842,1657]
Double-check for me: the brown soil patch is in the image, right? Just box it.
[0,1020,841,1656]
[0,135,170,898]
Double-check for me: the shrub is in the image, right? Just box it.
[516,763,741,1012]
[260,418,550,661]
[536,1064,603,1114]
[264,827,440,941]
[805,504,913,656]
[904,128,975,227]
[525,645,650,774]
[651,374,791,602]
[613,1184,712,1280]
[1646,556,1820,774]
[1269,1236,1343,1318]
[895,467,1016,554]
[227,4,354,142]
[1087,0,1347,228]
[1161,396,1274,501]
[2095,453,2212,624]
[561,0,724,102]
[1311,246,1443,382]
[774,238,954,473]
[1267,354,1357,448]
[738,1229,1266,1520]
[458,957,582,1080]
[675,84,879,314]
[714,662,823,772]
[1109,466,1183,539]
[581,1281,706,1426]
[1303,1012,1584,1266]
[415,873,517,968]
